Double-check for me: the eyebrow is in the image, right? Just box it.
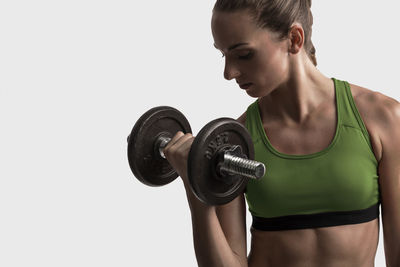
[213,42,249,52]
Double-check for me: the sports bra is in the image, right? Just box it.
[244,78,380,231]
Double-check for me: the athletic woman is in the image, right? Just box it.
[164,1,400,266]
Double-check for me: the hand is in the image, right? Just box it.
[163,131,195,185]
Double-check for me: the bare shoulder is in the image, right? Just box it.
[350,83,399,126]
[349,83,400,161]
[237,112,246,126]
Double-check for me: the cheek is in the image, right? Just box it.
[256,49,288,86]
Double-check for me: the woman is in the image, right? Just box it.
[164,0,400,266]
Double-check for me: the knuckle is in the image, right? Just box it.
[174,131,184,138]
[163,144,171,155]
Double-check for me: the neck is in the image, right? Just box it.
[259,54,334,126]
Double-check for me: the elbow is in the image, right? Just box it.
[384,245,400,267]
[196,253,247,267]
[386,255,400,267]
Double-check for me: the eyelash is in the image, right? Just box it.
[239,52,253,59]
[221,52,253,60]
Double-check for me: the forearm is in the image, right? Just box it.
[182,178,246,267]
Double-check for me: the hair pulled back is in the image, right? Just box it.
[213,0,317,66]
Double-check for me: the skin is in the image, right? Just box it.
[164,9,400,267]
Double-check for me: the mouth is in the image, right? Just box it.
[239,83,253,89]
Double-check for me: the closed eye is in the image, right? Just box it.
[238,52,253,60]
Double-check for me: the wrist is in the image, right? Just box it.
[181,177,215,213]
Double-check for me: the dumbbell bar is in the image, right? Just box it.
[127,106,266,205]
[156,135,265,180]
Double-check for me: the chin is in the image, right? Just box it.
[245,88,260,98]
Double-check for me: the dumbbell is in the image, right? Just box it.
[127,106,266,205]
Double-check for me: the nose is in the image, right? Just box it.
[223,60,241,81]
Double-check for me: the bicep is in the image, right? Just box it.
[215,193,247,262]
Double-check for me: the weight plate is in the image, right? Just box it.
[188,118,254,205]
[127,106,192,186]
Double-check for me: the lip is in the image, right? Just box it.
[239,83,253,89]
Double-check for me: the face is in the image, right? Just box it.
[211,10,290,98]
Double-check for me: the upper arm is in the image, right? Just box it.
[376,96,400,264]
[237,112,246,126]
[213,111,249,264]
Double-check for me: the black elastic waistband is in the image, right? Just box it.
[252,203,380,231]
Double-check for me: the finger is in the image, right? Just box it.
[167,133,194,154]
[163,132,192,157]
[166,131,185,148]
[174,137,195,179]
[177,136,195,155]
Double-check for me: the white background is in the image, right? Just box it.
[1,0,399,266]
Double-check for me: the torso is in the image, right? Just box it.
[248,83,383,267]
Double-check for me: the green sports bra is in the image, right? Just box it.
[244,78,380,231]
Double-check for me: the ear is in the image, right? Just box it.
[288,23,304,54]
